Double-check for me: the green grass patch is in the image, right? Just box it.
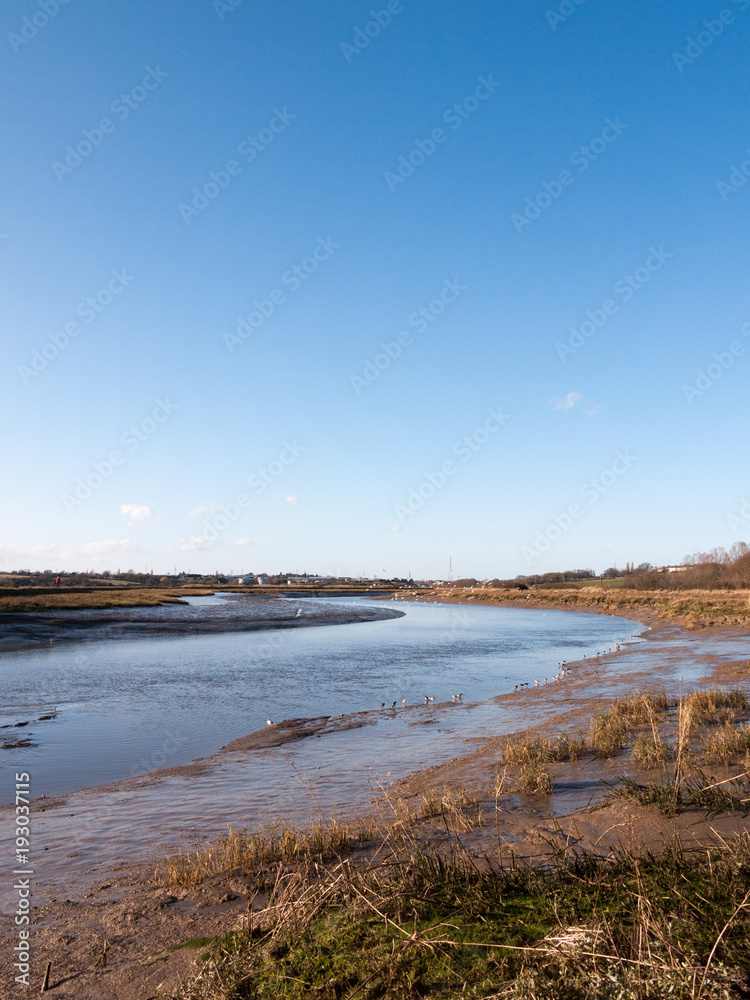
[176,839,750,999]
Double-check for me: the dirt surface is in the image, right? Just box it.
[5,622,750,998]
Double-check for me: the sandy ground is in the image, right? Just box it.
[4,614,750,998]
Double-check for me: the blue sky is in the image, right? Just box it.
[2,0,749,579]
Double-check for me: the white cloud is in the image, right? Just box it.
[234,538,254,546]
[549,392,601,416]
[550,392,584,411]
[285,496,300,505]
[0,540,136,570]
[121,504,153,521]
[79,540,136,556]
[180,536,214,552]
[392,525,403,532]
[188,503,218,517]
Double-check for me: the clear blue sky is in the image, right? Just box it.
[2,0,749,579]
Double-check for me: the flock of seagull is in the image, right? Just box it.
[512,642,624,693]
[266,692,463,726]
[514,662,571,691]
[265,638,636,725]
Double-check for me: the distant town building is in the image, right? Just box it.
[256,575,270,585]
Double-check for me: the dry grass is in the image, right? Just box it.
[500,732,588,795]
[631,732,669,770]
[702,722,750,764]
[173,833,750,1000]
[519,758,552,795]
[423,586,750,628]
[0,587,215,612]
[501,732,587,767]
[160,820,372,888]
[609,690,672,724]
[588,711,629,758]
[683,687,747,725]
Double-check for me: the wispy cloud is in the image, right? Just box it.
[285,496,300,505]
[550,391,584,411]
[188,503,218,517]
[234,538,254,546]
[179,536,214,551]
[79,539,136,556]
[549,392,601,416]
[121,503,154,528]
[0,540,136,568]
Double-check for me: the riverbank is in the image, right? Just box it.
[0,592,404,652]
[403,585,750,629]
[0,584,398,613]
[4,611,750,997]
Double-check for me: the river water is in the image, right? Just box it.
[0,594,641,804]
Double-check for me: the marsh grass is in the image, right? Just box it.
[175,834,750,1000]
[589,711,629,758]
[500,732,587,795]
[614,769,749,818]
[501,732,587,767]
[610,690,672,724]
[161,820,372,887]
[416,786,483,831]
[702,722,750,764]
[631,732,670,770]
[0,586,210,612]
[684,687,747,724]
[519,758,552,796]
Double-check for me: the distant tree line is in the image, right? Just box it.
[628,543,750,590]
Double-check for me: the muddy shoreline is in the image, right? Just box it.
[0,593,404,653]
